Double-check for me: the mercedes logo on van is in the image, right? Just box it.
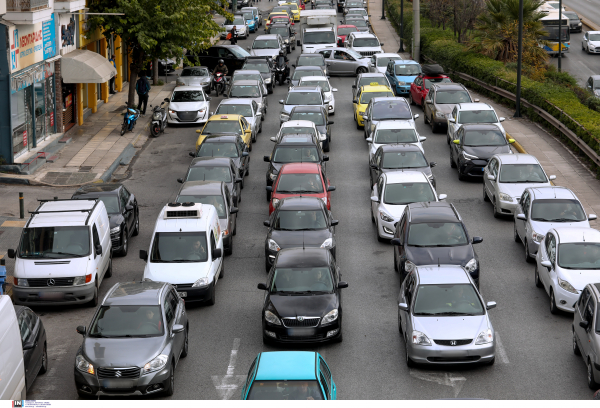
[297,316,304,322]
[450,340,457,346]
[115,371,122,377]
[47,279,55,286]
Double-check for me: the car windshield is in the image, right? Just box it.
[424,77,451,89]
[298,56,325,66]
[359,77,387,88]
[413,284,484,316]
[435,90,471,104]
[216,104,253,117]
[289,111,325,125]
[150,231,209,262]
[230,46,251,58]
[172,90,205,102]
[589,34,600,41]
[344,49,364,59]
[88,306,165,338]
[275,209,327,230]
[276,173,323,193]
[270,27,289,37]
[360,91,393,104]
[303,31,336,44]
[558,243,600,269]
[407,222,469,246]
[382,151,428,169]
[349,19,368,27]
[499,164,547,183]
[394,64,421,75]
[384,182,436,205]
[300,80,330,92]
[353,38,379,47]
[458,110,498,124]
[337,26,357,35]
[280,127,316,137]
[247,380,324,400]
[72,195,120,214]
[253,39,280,49]
[176,195,227,218]
[182,68,209,77]
[18,226,90,258]
[463,129,506,146]
[372,101,412,120]
[530,199,586,222]
[273,146,319,163]
[271,16,290,24]
[230,85,261,98]
[563,12,578,19]
[286,92,322,105]
[234,73,262,83]
[292,70,323,80]
[243,62,270,73]
[271,267,333,293]
[186,166,232,183]
[202,121,241,134]
[374,128,418,144]
[348,9,367,15]
[198,142,239,158]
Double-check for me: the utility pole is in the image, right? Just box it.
[413,0,420,61]
[514,0,524,117]
[381,0,386,20]
[398,0,404,52]
[558,0,562,71]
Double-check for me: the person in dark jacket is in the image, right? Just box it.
[230,26,238,45]
[136,72,151,115]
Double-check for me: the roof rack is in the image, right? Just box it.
[26,198,101,228]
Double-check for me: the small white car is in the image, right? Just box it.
[249,34,285,59]
[447,103,506,144]
[370,171,445,241]
[168,86,211,125]
[535,227,600,314]
[215,99,262,142]
[366,120,425,161]
[582,31,600,54]
[346,7,369,21]
[270,119,323,147]
[298,76,338,114]
[221,16,249,39]
[346,32,384,57]
[368,53,401,74]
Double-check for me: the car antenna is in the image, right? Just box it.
[438,257,440,267]
[583,232,586,242]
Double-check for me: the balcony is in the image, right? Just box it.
[6,0,48,12]
[54,0,87,12]
[3,0,52,24]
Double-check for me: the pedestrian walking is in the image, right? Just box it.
[230,26,238,45]
[109,54,117,94]
[135,72,151,115]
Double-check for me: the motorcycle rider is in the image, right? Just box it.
[212,59,229,91]
[275,50,290,82]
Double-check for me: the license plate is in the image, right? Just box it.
[179,292,187,298]
[39,292,65,300]
[101,379,135,389]
[288,328,315,337]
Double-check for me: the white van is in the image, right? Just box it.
[8,199,112,307]
[140,202,224,305]
[0,296,26,400]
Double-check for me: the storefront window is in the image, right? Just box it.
[11,87,33,158]
[34,82,45,141]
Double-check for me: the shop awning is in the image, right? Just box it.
[61,49,116,84]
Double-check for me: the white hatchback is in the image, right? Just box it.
[298,76,338,114]
[447,102,505,144]
[167,86,211,125]
[366,120,425,161]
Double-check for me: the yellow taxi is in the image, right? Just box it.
[266,12,291,29]
[283,2,300,21]
[353,84,394,128]
[196,114,252,151]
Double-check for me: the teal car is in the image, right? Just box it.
[385,60,422,96]
[241,351,337,400]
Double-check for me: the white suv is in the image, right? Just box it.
[346,32,384,57]
[447,102,506,144]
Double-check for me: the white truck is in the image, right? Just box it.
[298,10,338,53]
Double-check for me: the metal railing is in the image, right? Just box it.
[6,0,49,11]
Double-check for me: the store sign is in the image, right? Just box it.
[23,131,28,147]
[9,14,56,74]
[50,111,55,127]
[65,93,73,108]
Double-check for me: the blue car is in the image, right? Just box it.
[241,11,258,32]
[385,60,422,96]
[241,351,337,400]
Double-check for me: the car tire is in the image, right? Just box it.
[268,84,274,94]
[356,67,367,75]
[164,364,175,396]
[219,260,224,279]
[405,338,416,368]
[524,239,533,263]
[483,184,490,202]
[514,221,521,243]
[423,111,429,124]
[258,123,262,133]
[132,212,140,236]
[233,219,237,236]
[588,359,600,389]
[393,250,399,272]
[266,190,271,202]
[398,309,402,333]
[39,343,48,374]
[408,93,414,105]
[573,329,582,356]
[376,220,385,243]
[180,328,189,358]
[430,117,437,133]
[323,140,330,152]
[207,282,217,306]
[225,239,233,256]
[371,208,375,224]
[534,265,544,288]
[105,253,113,278]
[492,197,501,219]
[356,120,362,129]
[118,229,128,256]
[549,289,559,315]
[249,142,253,152]
[88,281,99,308]
[450,150,456,168]
[265,257,271,273]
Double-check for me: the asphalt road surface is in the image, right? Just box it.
[548,30,599,86]
[3,2,595,399]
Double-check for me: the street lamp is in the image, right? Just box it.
[381,0,386,20]
[398,0,404,52]
[514,0,523,117]
[558,0,562,71]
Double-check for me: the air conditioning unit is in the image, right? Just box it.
[163,202,203,219]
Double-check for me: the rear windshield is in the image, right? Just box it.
[150,231,209,262]
[530,199,586,222]
[372,101,412,120]
[289,111,325,125]
[499,164,547,183]
[247,380,324,400]
[182,68,209,77]
[298,56,325,66]
[19,226,90,258]
[198,142,239,158]
[558,243,600,269]
[72,195,120,214]
[89,306,164,338]
[382,151,428,169]
[458,110,498,124]
[384,182,435,205]
[270,27,289,36]
[176,195,227,218]
[349,19,368,27]
[286,92,322,105]
[186,166,232,183]
[300,79,330,92]
[337,26,357,35]
[413,284,484,316]
[243,62,270,73]
[407,222,469,247]
[276,173,323,193]
[435,90,471,104]
[358,76,388,88]
[292,70,323,80]
[216,104,253,117]
[275,209,327,230]
[374,128,418,144]
[273,146,319,163]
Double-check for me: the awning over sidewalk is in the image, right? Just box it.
[61,49,117,83]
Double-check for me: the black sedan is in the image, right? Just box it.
[178,157,243,206]
[258,248,348,344]
[185,45,250,74]
[369,144,436,188]
[15,305,47,391]
[191,134,250,188]
[72,183,139,256]
[287,105,333,152]
[264,197,338,271]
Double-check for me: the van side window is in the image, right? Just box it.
[92,225,100,256]
[210,232,217,257]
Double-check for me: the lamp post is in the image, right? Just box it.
[381,0,386,20]
[514,0,524,117]
[413,0,420,61]
[558,0,562,71]
[398,0,404,52]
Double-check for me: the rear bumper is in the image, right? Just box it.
[13,283,95,306]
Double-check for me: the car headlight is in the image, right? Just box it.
[498,192,512,202]
[397,81,406,85]
[578,22,582,26]
[16,278,28,287]
[558,277,578,294]
[319,132,327,141]
[412,330,432,346]
[272,198,280,207]
[280,113,288,121]
[531,231,545,242]
[590,45,596,49]
[201,81,210,86]
[405,260,415,273]
[379,211,394,222]
[192,277,210,288]
[75,354,95,375]
[110,226,121,234]
[169,109,176,115]
[284,39,289,43]
[320,238,334,249]
[435,111,446,118]
[269,172,278,180]
[462,151,478,161]
[142,354,168,375]
[321,197,327,205]
[475,329,493,345]
[464,258,478,272]
[268,239,281,252]
[358,111,365,116]
[265,310,282,325]
[73,275,87,286]
[153,112,162,120]
[321,309,338,324]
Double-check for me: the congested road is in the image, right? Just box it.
[18,1,595,400]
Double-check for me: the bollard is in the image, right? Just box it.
[19,192,24,219]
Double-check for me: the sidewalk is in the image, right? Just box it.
[368,3,600,229]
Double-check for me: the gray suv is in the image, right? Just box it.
[423,83,477,133]
[74,281,188,397]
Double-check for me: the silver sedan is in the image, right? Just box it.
[314,47,370,76]
[175,66,212,94]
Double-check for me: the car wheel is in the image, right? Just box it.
[573,329,582,356]
[77,390,94,399]
[398,309,402,333]
[524,239,533,263]
[233,218,237,236]
[492,197,501,219]
[88,281,99,308]
[207,282,217,306]
[252,132,257,143]
[266,190,271,202]
[405,337,416,368]
[408,93,414,105]
[219,260,224,278]
[180,328,189,358]
[39,343,48,374]
[514,221,521,243]
[423,111,429,124]
[240,176,245,190]
[258,123,262,134]
[249,142,253,152]
[483,184,490,202]
[132,212,140,236]
[534,265,543,288]
[430,117,437,133]
[588,359,600,389]
[323,140,330,152]
[105,253,113,278]
[265,257,271,273]
[376,220,385,243]
[450,150,456,168]
[393,250,399,272]
[225,239,233,256]
[164,364,175,396]
[371,207,375,223]
[356,67,367,75]
[268,84,274,94]
[549,289,559,315]
[245,165,250,176]
[356,120,362,129]
[119,229,128,256]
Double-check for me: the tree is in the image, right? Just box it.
[452,0,484,43]
[88,0,231,106]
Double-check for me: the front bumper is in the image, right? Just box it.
[13,283,96,306]
[458,159,488,177]
[167,110,208,124]
[496,199,518,215]
[377,216,398,239]
[263,319,341,343]
[174,283,213,303]
[395,85,410,94]
[74,366,171,397]
[408,340,495,365]
[554,283,579,313]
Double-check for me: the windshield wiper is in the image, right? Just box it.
[43,252,84,258]
[433,312,477,316]
[545,218,581,223]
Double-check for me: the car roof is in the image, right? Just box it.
[415,265,472,285]
[528,186,575,200]
[408,202,460,223]
[178,180,223,195]
[28,199,100,227]
[103,281,167,306]
[74,183,122,195]
[280,162,320,173]
[495,153,540,164]
[300,76,328,82]
[276,247,329,267]
[380,143,422,152]
[295,65,323,71]
[376,120,415,130]
[281,119,317,127]
[385,171,429,184]
[279,196,324,211]
[431,83,466,91]
[173,86,207,92]
[553,227,600,244]
[255,351,317,381]
[289,86,321,92]
[189,157,233,167]
[231,79,260,86]
[219,99,253,106]
[208,114,242,121]
[391,59,418,64]
[457,102,493,111]
[256,34,279,40]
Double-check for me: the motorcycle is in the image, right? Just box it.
[213,72,227,96]
[121,105,140,136]
[150,98,169,137]
[274,59,289,86]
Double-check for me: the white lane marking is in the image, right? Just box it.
[211,338,247,400]
[409,370,467,398]
[495,332,510,364]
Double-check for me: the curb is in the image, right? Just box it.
[100,143,137,182]
[506,132,527,154]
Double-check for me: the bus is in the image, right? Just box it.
[540,11,570,55]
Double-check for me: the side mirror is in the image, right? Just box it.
[332,88,338,92]
[172,324,185,334]
[549,175,556,180]
[279,100,285,104]
[230,207,239,214]
[337,281,348,289]
[164,98,170,102]
[76,326,86,336]
[453,139,460,145]
[487,174,496,181]
[266,186,273,192]
[448,118,455,123]
[323,155,329,161]
[430,162,437,168]
[352,85,356,89]
[328,121,334,125]
[486,301,497,310]
[352,99,357,103]
[264,155,270,162]
[327,185,336,192]
[213,248,222,259]
[370,164,377,169]
[413,114,420,119]
[139,249,148,261]
[366,137,373,143]
[263,220,270,227]
[22,341,36,350]
[589,214,597,221]
[362,115,368,121]
[541,260,552,268]
[580,320,590,329]
[189,152,196,158]
[242,151,249,157]
[516,213,526,221]
[419,136,426,142]
[370,195,379,203]
[95,244,102,256]
[246,46,251,50]
[177,178,184,183]
[7,249,15,258]
[472,236,483,244]
[508,139,515,144]
[438,194,447,201]
[236,177,243,184]
[331,219,339,226]
[474,98,480,102]
[257,282,268,290]
[398,302,408,311]
[291,64,296,68]
[380,43,384,46]
[499,117,505,122]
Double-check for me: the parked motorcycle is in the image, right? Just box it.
[150,98,169,137]
[121,105,140,136]
[213,72,227,96]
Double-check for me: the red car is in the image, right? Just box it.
[408,73,452,109]
[268,163,334,214]
[336,25,357,47]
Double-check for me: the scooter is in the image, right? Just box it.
[213,72,227,96]
[121,105,140,136]
[274,59,289,86]
[150,98,169,137]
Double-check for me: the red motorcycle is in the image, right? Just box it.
[212,72,227,96]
